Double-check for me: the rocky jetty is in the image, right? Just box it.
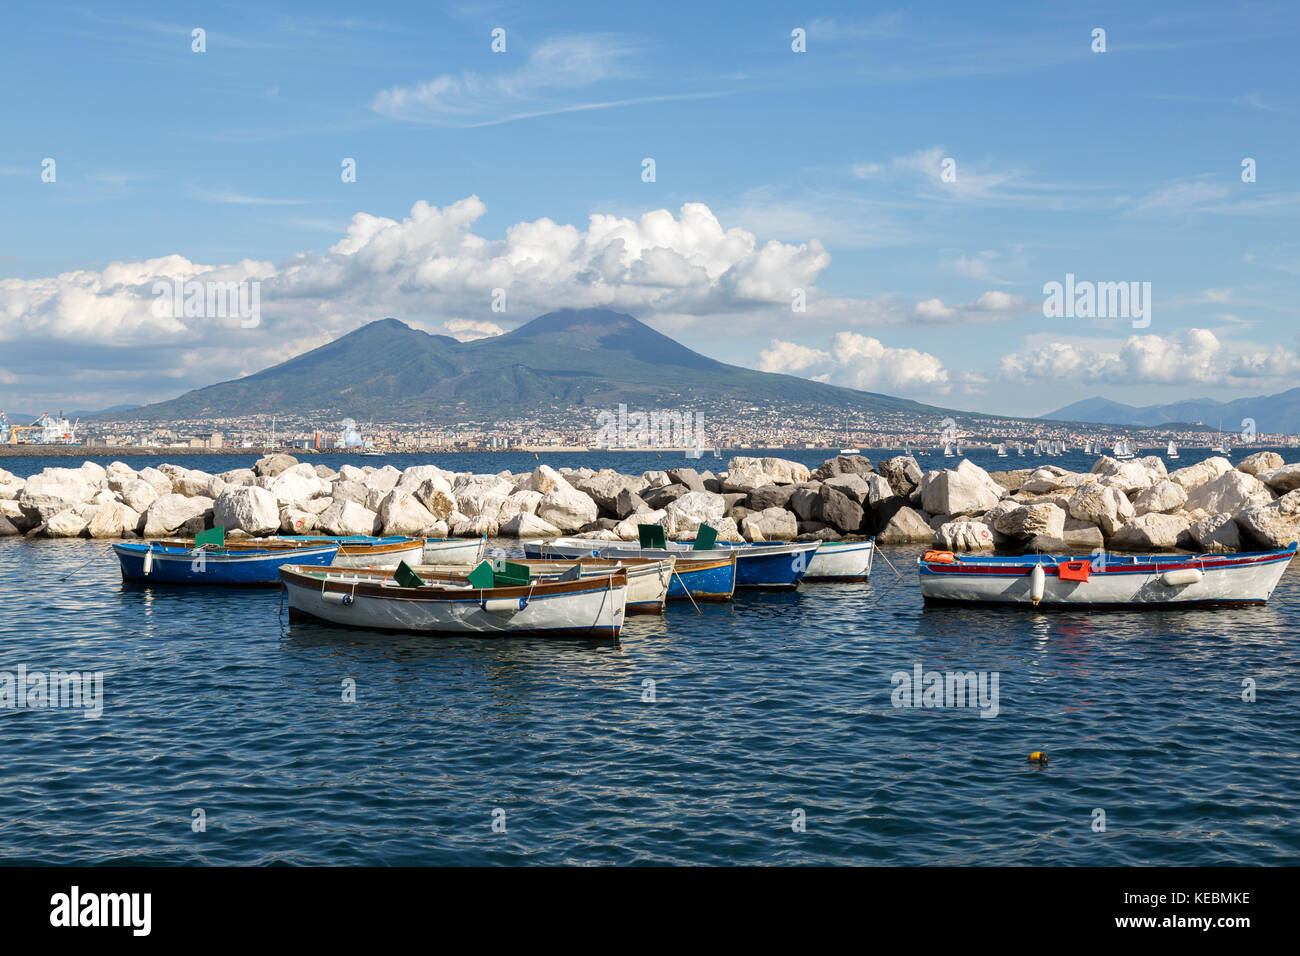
[2,451,1298,554]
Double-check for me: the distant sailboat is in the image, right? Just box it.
[1114,439,1135,460]
[996,443,1008,457]
[1166,440,1179,460]
[1016,442,1025,457]
[943,443,955,458]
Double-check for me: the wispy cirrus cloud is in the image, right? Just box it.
[372,33,726,127]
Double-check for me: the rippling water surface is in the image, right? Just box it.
[2,530,1297,865]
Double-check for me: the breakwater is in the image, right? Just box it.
[3,450,1298,553]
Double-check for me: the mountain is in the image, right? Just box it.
[98,309,970,423]
[1044,388,1300,433]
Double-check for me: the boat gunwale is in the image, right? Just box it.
[280,564,628,600]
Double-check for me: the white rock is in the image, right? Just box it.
[44,508,90,538]
[1237,451,1284,476]
[499,512,562,538]
[318,499,381,536]
[213,486,281,536]
[1169,457,1233,492]
[536,484,598,532]
[664,490,726,535]
[1257,463,1300,494]
[1067,482,1134,536]
[1133,479,1188,516]
[143,494,213,537]
[1183,470,1272,515]
[18,472,94,521]
[529,465,572,495]
[378,490,438,536]
[933,520,996,551]
[1109,513,1190,551]
[1189,513,1241,553]
[87,501,141,538]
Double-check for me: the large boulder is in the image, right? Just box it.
[217,467,257,487]
[87,502,141,538]
[138,466,173,496]
[17,471,94,522]
[378,490,438,535]
[577,472,645,512]
[876,456,923,497]
[280,507,319,535]
[253,453,298,478]
[412,479,457,521]
[664,490,726,535]
[394,465,453,496]
[1237,451,1284,476]
[1184,470,1272,515]
[822,474,873,506]
[811,455,875,480]
[497,490,543,525]
[920,462,1002,516]
[213,486,281,536]
[877,505,935,544]
[267,469,327,508]
[722,456,810,492]
[665,468,705,492]
[1133,480,1188,516]
[1169,457,1233,492]
[988,502,1066,540]
[818,486,865,533]
[529,465,572,495]
[1097,461,1157,494]
[172,469,215,498]
[318,499,381,536]
[331,479,370,506]
[1189,513,1242,553]
[536,484,599,532]
[788,486,822,523]
[934,520,996,551]
[118,479,159,514]
[143,494,213,537]
[612,487,647,519]
[499,512,562,538]
[1235,491,1300,549]
[1109,513,1192,551]
[1257,463,1300,495]
[740,507,798,542]
[1067,482,1134,536]
[1061,518,1105,551]
[44,508,90,538]
[613,508,668,541]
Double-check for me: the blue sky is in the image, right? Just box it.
[2,1,1298,418]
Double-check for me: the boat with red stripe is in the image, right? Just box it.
[917,542,1296,608]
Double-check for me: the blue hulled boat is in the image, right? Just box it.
[113,541,339,585]
[524,536,816,590]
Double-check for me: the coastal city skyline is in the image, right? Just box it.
[4,1,1300,422]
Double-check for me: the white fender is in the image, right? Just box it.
[142,549,153,575]
[482,597,525,613]
[1030,565,1045,605]
[322,591,354,606]
[1161,568,1203,587]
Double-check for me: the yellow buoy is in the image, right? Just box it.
[1028,751,1048,765]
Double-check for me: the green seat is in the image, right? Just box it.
[638,524,668,550]
[394,561,426,589]
[693,525,718,551]
[466,560,495,589]
[494,560,533,588]
[195,526,225,548]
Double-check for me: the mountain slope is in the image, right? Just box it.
[1044,388,1300,433]
[101,308,970,423]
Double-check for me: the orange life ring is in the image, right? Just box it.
[922,549,956,564]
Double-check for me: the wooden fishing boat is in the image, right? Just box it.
[281,535,425,569]
[526,534,812,589]
[279,564,628,639]
[917,543,1297,607]
[521,539,738,599]
[160,534,426,569]
[420,556,674,614]
[422,537,487,565]
[114,540,338,585]
[800,539,875,582]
